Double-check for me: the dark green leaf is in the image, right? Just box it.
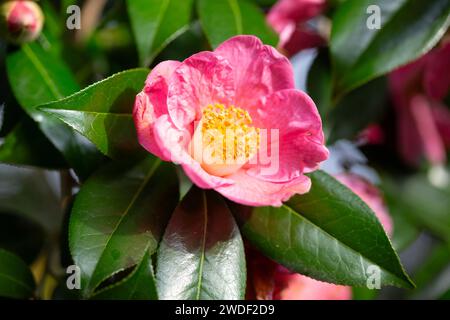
[230,170,414,288]
[198,0,278,49]
[0,249,35,299]
[69,156,179,297]
[127,0,194,66]
[6,43,103,179]
[92,250,158,300]
[156,187,246,300]
[0,117,67,169]
[40,68,149,160]
[0,164,62,233]
[331,0,450,95]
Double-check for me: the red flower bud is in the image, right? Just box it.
[0,0,44,44]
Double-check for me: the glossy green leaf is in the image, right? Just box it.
[6,43,103,178]
[0,118,67,169]
[0,249,35,299]
[230,170,414,289]
[198,0,278,49]
[92,250,158,300]
[40,69,149,160]
[127,0,194,66]
[156,187,246,300]
[331,0,450,95]
[69,156,179,297]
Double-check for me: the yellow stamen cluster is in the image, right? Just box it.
[201,104,260,162]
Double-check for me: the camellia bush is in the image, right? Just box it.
[0,0,449,301]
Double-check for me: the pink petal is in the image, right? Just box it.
[215,171,312,207]
[424,41,450,101]
[247,89,328,182]
[152,115,233,189]
[167,51,235,129]
[214,35,295,108]
[133,60,180,160]
[273,270,351,300]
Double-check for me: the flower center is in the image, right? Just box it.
[190,104,260,177]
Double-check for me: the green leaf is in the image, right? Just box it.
[0,164,62,233]
[6,43,103,179]
[156,187,246,300]
[230,170,414,289]
[198,0,278,49]
[92,250,158,300]
[127,0,194,66]
[40,69,149,160]
[69,156,179,297]
[0,117,67,169]
[330,0,450,96]
[0,249,35,299]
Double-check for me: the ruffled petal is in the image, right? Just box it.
[215,171,312,207]
[214,35,295,108]
[247,89,328,182]
[167,51,235,129]
[133,61,180,160]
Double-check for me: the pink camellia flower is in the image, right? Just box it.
[134,35,328,207]
[335,173,393,235]
[389,40,450,167]
[0,0,44,44]
[267,0,326,56]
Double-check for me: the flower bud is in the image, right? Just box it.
[0,0,44,44]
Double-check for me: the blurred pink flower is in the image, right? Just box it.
[134,35,328,207]
[273,268,352,300]
[267,0,326,56]
[246,248,351,300]
[335,173,393,235]
[389,41,450,166]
